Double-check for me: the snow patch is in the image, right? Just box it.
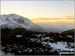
[42,42,74,51]
[16,35,22,38]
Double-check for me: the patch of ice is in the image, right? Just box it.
[67,35,72,38]
[36,34,42,37]
[42,42,48,46]
[16,35,22,38]
[42,37,50,41]
[29,49,32,53]
[48,42,74,51]
[42,42,74,51]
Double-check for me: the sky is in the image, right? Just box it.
[1,0,74,24]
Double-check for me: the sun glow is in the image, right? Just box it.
[30,17,74,24]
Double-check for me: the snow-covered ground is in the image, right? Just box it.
[42,42,74,52]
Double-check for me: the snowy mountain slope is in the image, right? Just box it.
[0,14,33,29]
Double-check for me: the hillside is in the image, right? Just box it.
[1,28,74,55]
[61,29,74,35]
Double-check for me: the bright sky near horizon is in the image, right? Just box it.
[1,0,74,24]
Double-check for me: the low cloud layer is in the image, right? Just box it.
[33,23,74,33]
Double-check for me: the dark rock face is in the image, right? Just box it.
[1,28,74,55]
[61,29,74,35]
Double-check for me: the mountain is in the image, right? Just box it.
[0,14,33,29]
[0,14,43,32]
[61,29,74,35]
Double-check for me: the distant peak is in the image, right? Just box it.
[0,14,33,29]
[8,14,20,16]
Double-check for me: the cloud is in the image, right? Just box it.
[31,18,74,24]
[30,24,44,32]
[66,18,74,19]
[36,18,60,20]
[64,0,73,1]
[65,16,74,18]
[64,16,74,19]
[35,23,74,33]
